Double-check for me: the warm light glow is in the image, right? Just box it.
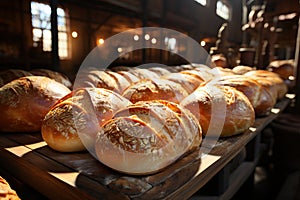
[144,34,150,40]
[117,47,123,53]
[134,35,139,41]
[278,13,297,21]
[71,31,78,38]
[151,38,157,44]
[264,23,269,28]
[98,38,104,45]
[200,40,206,46]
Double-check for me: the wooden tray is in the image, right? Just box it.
[0,97,292,200]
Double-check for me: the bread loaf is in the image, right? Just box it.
[95,100,202,175]
[267,60,294,80]
[181,83,255,137]
[216,75,262,110]
[161,72,203,93]
[42,88,131,152]
[0,76,71,132]
[232,65,254,75]
[0,69,32,87]
[244,70,288,100]
[30,68,73,89]
[122,78,189,104]
[0,176,20,200]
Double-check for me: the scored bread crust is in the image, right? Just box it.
[181,84,255,137]
[41,88,131,152]
[122,78,189,104]
[95,100,202,175]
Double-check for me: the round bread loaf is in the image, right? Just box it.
[30,68,73,89]
[0,69,33,87]
[181,83,255,137]
[0,76,71,132]
[42,88,131,152]
[95,100,202,175]
[122,78,189,104]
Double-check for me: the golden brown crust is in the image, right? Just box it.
[30,68,72,89]
[0,76,71,132]
[0,176,20,200]
[181,84,255,137]
[267,60,294,80]
[217,75,262,109]
[0,69,32,87]
[244,70,288,100]
[95,100,202,175]
[42,88,132,152]
[161,72,203,93]
[122,78,189,104]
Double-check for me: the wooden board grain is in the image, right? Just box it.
[0,97,291,200]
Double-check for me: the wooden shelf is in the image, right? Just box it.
[0,96,292,200]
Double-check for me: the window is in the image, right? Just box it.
[194,0,207,6]
[216,1,231,20]
[31,1,69,59]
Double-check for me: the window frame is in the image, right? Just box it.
[30,1,70,59]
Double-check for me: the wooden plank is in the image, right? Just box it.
[0,137,129,200]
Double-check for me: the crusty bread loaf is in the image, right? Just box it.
[0,176,20,200]
[267,60,294,80]
[30,68,73,89]
[0,76,71,132]
[232,65,254,75]
[161,72,203,93]
[148,67,171,76]
[75,70,119,92]
[181,83,255,137]
[42,88,131,152]
[0,69,33,87]
[244,70,288,100]
[122,78,189,104]
[95,100,202,175]
[211,54,228,68]
[216,75,262,109]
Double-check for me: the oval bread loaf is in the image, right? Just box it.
[0,76,71,132]
[181,83,255,137]
[95,100,202,175]
[42,88,132,152]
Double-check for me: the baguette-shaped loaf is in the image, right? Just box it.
[95,100,202,175]
[181,83,255,137]
[0,76,71,132]
[42,88,131,152]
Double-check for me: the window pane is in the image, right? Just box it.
[33,28,42,38]
[57,8,65,17]
[194,0,207,6]
[31,1,69,58]
[216,1,230,20]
